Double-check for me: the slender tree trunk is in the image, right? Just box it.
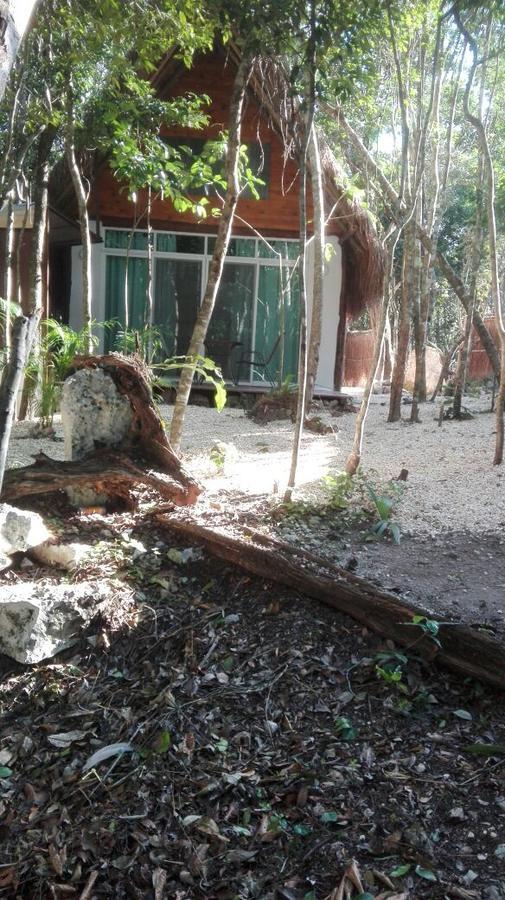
[0,127,53,489]
[146,186,153,360]
[346,231,398,474]
[169,55,252,453]
[410,198,424,423]
[454,11,504,464]
[305,125,324,409]
[452,37,487,420]
[284,3,316,501]
[66,88,93,352]
[452,166,483,418]
[388,222,414,422]
[15,200,29,306]
[2,190,15,353]
[0,0,38,102]
[0,315,30,488]
[430,334,463,402]
[328,102,501,380]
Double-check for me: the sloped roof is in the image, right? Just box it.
[152,45,384,316]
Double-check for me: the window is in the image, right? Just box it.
[104,229,300,384]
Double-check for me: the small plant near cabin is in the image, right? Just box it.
[323,471,354,509]
[366,484,401,544]
[24,319,100,427]
[210,444,225,473]
[375,651,409,694]
[155,354,227,412]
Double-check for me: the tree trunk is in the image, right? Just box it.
[2,190,15,353]
[388,222,413,422]
[328,102,501,380]
[169,55,252,453]
[305,125,324,409]
[410,199,424,423]
[0,314,36,491]
[346,293,389,475]
[454,11,504,464]
[66,88,93,352]
[156,513,505,690]
[0,127,53,485]
[284,139,310,501]
[452,43,487,420]
[0,0,38,102]
[430,333,463,402]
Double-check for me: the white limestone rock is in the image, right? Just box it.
[31,541,94,571]
[0,581,113,663]
[0,504,51,570]
[61,368,133,461]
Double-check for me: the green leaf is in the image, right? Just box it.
[321,811,338,823]
[453,709,473,721]
[293,823,312,836]
[390,863,411,877]
[154,731,171,754]
[334,716,357,741]
[215,738,229,753]
[390,523,401,545]
[0,767,13,778]
[415,865,437,882]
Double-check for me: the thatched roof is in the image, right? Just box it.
[237,51,384,318]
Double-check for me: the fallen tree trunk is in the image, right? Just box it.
[1,451,197,506]
[70,353,201,504]
[157,513,505,690]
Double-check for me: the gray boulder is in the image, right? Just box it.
[0,504,50,570]
[0,580,114,663]
[61,367,133,461]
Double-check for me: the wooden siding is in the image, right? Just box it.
[93,49,307,238]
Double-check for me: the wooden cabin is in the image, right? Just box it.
[50,47,383,390]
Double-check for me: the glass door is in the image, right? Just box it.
[153,258,202,359]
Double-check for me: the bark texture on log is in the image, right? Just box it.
[1,450,194,506]
[156,514,505,689]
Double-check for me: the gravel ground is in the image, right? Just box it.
[7,390,504,536]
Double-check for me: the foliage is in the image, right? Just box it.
[323,471,354,509]
[156,355,227,412]
[366,484,401,544]
[24,319,99,427]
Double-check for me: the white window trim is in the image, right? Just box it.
[102,227,300,385]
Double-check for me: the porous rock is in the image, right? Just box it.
[61,367,133,461]
[0,580,114,663]
[0,503,50,570]
[31,541,94,570]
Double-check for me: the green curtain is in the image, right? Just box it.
[105,256,148,349]
[153,259,201,359]
[255,265,300,384]
[207,262,255,379]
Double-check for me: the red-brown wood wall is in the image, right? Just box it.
[93,50,306,238]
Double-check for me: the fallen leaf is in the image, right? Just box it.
[82,742,134,772]
[48,731,88,748]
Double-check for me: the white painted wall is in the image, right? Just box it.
[306,235,342,391]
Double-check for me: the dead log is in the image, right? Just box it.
[156,514,505,690]
[2,451,195,507]
[71,354,201,504]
